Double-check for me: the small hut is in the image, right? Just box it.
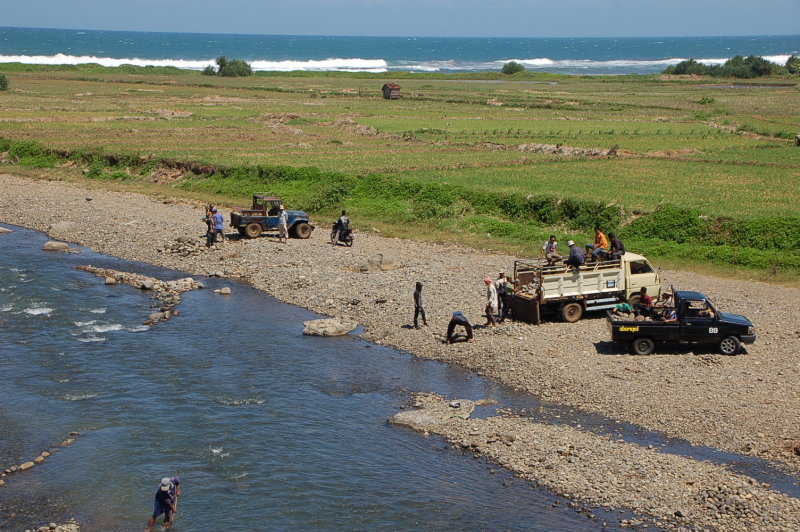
[382,83,402,100]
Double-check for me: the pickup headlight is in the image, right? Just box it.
[747,326,755,335]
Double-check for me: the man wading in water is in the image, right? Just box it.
[146,476,181,531]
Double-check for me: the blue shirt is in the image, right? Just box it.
[212,213,224,230]
[568,246,585,265]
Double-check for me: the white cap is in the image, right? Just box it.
[161,477,171,491]
[567,240,575,246]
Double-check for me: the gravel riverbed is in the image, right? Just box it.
[2,174,799,528]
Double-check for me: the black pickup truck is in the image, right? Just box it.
[607,289,756,355]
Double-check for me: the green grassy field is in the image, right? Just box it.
[1,64,798,279]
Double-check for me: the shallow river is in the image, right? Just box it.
[2,226,639,531]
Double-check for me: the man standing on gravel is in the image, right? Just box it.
[277,204,289,244]
[413,282,428,329]
[494,272,506,317]
[484,277,498,327]
[212,208,225,243]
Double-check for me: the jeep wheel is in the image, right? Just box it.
[293,222,312,239]
[244,223,262,239]
[632,337,655,356]
[561,302,583,323]
[719,335,740,356]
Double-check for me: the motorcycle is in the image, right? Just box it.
[330,223,354,247]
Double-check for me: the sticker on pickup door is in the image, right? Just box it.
[619,326,640,332]
[709,327,718,334]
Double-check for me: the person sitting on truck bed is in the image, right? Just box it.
[608,233,625,260]
[632,286,654,317]
[660,307,678,323]
[446,311,474,344]
[540,235,562,265]
[564,240,585,269]
[585,227,609,261]
[612,295,633,317]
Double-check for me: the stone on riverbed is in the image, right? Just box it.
[42,241,70,252]
[0,226,13,233]
[19,461,35,471]
[104,277,116,285]
[389,393,475,432]
[302,318,358,336]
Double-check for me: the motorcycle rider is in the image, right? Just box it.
[333,209,350,243]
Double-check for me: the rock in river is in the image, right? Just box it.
[42,241,70,252]
[303,318,358,336]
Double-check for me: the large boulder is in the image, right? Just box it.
[302,318,358,336]
[42,241,71,252]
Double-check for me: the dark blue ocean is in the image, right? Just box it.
[0,26,798,74]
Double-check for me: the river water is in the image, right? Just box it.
[2,225,638,531]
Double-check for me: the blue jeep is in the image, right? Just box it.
[230,194,314,239]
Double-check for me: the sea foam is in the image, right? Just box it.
[24,306,53,316]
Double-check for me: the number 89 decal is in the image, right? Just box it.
[709,327,718,334]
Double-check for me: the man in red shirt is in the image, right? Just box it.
[633,286,654,317]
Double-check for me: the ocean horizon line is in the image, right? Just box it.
[1,25,799,41]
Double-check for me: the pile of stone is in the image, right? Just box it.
[516,143,612,157]
[26,520,81,532]
[76,265,203,324]
[158,236,209,256]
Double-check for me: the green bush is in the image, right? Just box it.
[786,55,800,75]
[663,55,784,78]
[0,74,8,91]
[623,204,705,243]
[216,56,252,77]
[201,65,217,76]
[501,61,525,75]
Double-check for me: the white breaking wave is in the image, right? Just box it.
[89,308,107,314]
[24,306,53,315]
[74,320,97,327]
[0,304,12,312]
[0,52,794,74]
[0,53,387,72]
[249,57,387,72]
[216,397,266,406]
[127,325,150,332]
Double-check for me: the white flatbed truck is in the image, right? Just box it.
[510,252,661,323]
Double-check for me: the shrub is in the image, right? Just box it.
[0,74,7,91]
[786,55,800,75]
[8,140,47,159]
[501,61,525,75]
[201,65,217,76]
[623,204,705,243]
[217,56,252,77]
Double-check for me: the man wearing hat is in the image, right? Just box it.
[277,204,289,244]
[564,240,585,269]
[212,207,226,243]
[146,476,181,531]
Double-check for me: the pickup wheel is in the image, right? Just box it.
[719,335,741,356]
[632,337,655,356]
[243,223,262,239]
[293,222,312,239]
[561,302,583,323]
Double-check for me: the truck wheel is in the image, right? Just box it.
[632,337,655,356]
[244,223,262,239]
[561,302,583,323]
[719,336,741,356]
[293,222,312,239]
